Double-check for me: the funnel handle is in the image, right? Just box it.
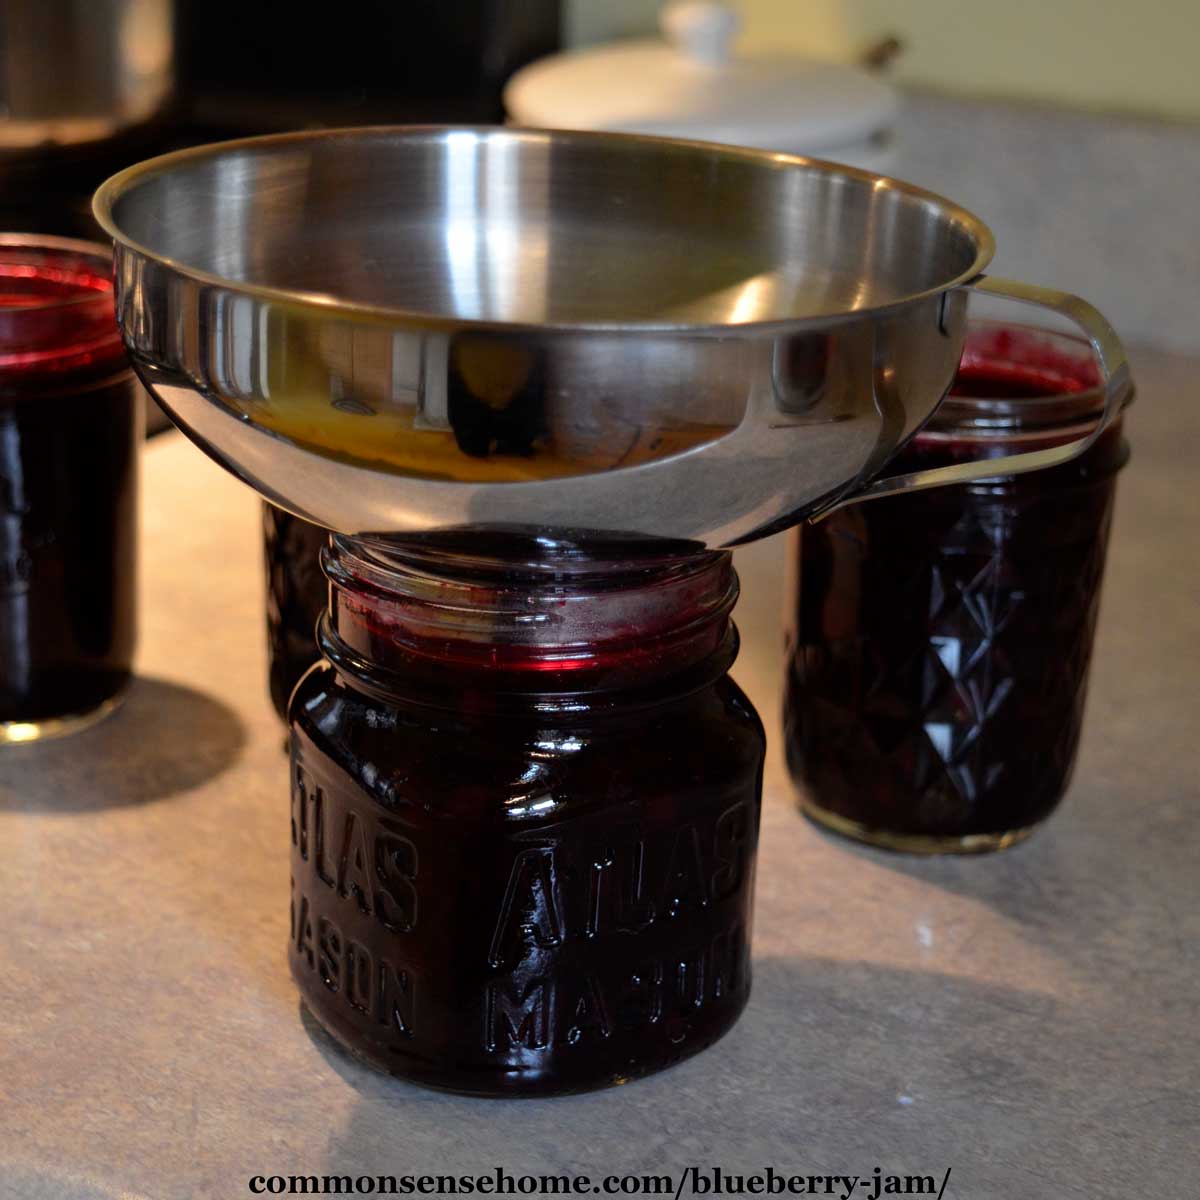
[818,275,1133,516]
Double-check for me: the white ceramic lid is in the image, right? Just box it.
[504,1,897,156]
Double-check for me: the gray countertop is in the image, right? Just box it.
[1,347,1197,1200]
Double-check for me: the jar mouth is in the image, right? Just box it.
[324,534,738,686]
[0,234,124,380]
[929,320,1114,435]
[352,528,711,580]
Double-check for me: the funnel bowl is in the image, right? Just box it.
[94,126,993,546]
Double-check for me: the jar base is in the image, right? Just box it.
[295,967,752,1099]
[0,687,127,746]
[799,798,1043,855]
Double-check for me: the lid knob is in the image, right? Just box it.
[660,1,742,67]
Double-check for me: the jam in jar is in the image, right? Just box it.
[289,534,765,1095]
[784,322,1130,852]
[0,235,140,742]
[262,501,328,721]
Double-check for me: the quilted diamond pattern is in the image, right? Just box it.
[785,466,1120,841]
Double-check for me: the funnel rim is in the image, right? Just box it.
[92,123,994,337]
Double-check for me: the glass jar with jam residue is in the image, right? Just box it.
[262,501,329,721]
[0,235,141,742]
[289,533,765,1095]
[784,322,1131,852]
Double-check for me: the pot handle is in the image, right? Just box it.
[817,275,1133,516]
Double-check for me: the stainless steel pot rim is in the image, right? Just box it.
[91,123,995,338]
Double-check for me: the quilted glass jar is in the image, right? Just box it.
[1,236,140,742]
[784,322,1131,852]
[262,502,328,720]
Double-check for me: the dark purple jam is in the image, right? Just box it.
[263,502,328,721]
[0,238,139,737]
[288,537,764,1095]
[784,324,1129,851]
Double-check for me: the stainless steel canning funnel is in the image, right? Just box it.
[93,126,1130,547]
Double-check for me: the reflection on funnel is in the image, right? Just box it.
[198,305,741,482]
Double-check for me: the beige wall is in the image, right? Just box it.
[564,0,660,46]
[565,0,1200,121]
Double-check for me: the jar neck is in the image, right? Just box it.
[320,534,740,704]
[904,321,1131,479]
[0,235,126,398]
[925,320,1111,440]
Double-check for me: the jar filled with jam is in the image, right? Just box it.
[289,533,765,1095]
[0,235,140,742]
[785,322,1131,852]
[262,501,329,721]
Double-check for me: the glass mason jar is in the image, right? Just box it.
[262,501,328,721]
[784,321,1131,852]
[0,235,140,742]
[289,534,765,1095]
